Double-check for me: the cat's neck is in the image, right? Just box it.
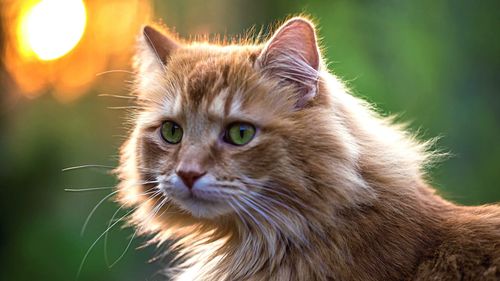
[175,180,450,281]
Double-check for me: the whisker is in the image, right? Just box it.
[96,69,134,76]
[62,164,115,172]
[66,180,159,194]
[227,198,250,232]
[259,195,307,243]
[122,180,160,186]
[104,205,125,266]
[62,163,162,176]
[80,186,158,236]
[105,190,163,268]
[248,191,304,218]
[154,198,175,219]
[241,179,312,212]
[98,94,137,100]
[108,228,138,268]
[246,194,298,230]
[81,190,120,236]
[232,198,264,234]
[76,208,136,280]
[107,106,142,110]
[148,195,169,221]
[65,186,114,192]
[235,198,280,252]
[247,193,308,245]
[240,196,278,231]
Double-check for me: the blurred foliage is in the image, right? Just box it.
[0,1,499,280]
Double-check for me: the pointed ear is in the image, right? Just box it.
[257,17,321,107]
[134,25,179,75]
[143,26,179,65]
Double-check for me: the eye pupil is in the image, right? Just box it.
[225,122,256,146]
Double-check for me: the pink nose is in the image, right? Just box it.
[176,167,206,189]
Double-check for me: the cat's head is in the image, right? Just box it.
[117,17,372,242]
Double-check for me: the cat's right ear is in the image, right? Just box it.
[256,17,321,108]
[134,25,179,74]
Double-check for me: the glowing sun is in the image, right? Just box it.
[20,0,87,61]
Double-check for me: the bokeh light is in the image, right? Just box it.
[2,0,152,101]
[19,0,87,61]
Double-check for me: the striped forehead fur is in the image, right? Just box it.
[136,43,300,131]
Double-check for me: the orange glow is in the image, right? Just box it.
[3,0,152,101]
[19,0,87,61]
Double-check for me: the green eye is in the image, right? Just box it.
[160,121,183,144]
[225,122,256,146]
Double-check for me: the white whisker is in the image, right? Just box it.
[98,94,137,100]
[62,164,115,172]
[227,199,250,232]
[232,198,265,235]
[76,207,136,280]
[103,190,162,269]
[81,190,120,236]
[65,186,114,192]
[96,69,134,76]
[249,190,304,219]
[107,106,142,110]
[80,182,159,236]
[240,196,278,231]
[104,205,126,266]
[109,228,139,268]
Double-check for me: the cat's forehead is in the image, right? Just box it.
[183,57,233,109]
[172,49,255,115]
[139,45,293,127]
[166,47,263,116]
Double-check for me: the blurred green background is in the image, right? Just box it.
[1,1,499,280]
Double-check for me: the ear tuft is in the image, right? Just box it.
[258,17,321,107]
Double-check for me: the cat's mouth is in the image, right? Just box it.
[157,174,236,218]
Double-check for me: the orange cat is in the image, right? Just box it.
[116,17,500,280]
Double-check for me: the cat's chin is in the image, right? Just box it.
[172,196,234,219]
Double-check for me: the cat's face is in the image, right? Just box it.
[136,46,300,219]
[119,18,361,236]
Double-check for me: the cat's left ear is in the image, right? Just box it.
[134,25,179,75]
[257,17,321,108]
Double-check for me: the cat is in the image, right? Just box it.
[116,16,500,281]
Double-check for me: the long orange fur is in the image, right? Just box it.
[116,17,500,281]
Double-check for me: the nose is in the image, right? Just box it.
[176,164,207,189]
